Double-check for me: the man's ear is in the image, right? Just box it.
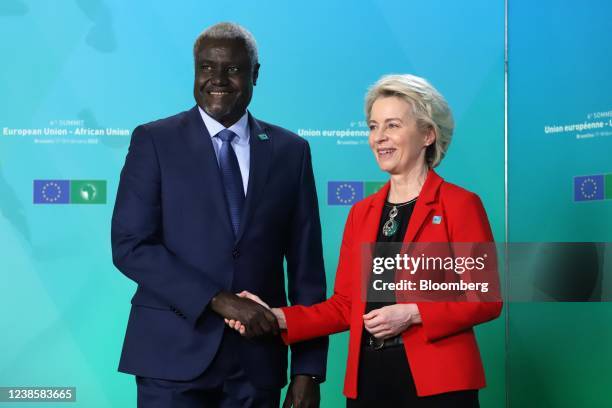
[253,63,260,86]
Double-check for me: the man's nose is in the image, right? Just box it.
[211,68,229,85]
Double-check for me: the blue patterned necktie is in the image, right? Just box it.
[216,129,245,236]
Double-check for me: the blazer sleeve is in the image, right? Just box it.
[283,141,329,379]
[111,125,221,327]
[417,191,502,342]
[282,204,355,345]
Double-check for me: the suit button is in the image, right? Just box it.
[232,249,240,259]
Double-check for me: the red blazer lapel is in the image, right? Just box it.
[354,171,444,314]
[403,169,444,244]
[363,182,389,243]
[354,182,389,317]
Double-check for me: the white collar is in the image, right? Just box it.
[198,106,250,143]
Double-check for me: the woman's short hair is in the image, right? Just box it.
[193,22,258,67]
[365,74,454,168]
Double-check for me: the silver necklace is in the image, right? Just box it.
[382,197,417,237]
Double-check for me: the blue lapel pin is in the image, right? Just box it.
[432,215,442,224]
[257,133,269,141]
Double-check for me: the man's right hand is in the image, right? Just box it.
[210,291,279,338]
[226,291,287,336]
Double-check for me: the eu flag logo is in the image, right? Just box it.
[574,175,604,202]
[328,181,364,205]
[33,180,70,204]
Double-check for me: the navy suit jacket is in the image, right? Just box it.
[111,106,328,389]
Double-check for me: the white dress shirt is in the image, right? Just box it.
[198,106,250,195]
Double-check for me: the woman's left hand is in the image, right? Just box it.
[363,303,422,339]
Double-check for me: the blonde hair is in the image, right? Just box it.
[365,74,454,168]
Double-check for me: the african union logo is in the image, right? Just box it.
[327,181,387,206]
[33,180,107,204]
[76,182,98,202]
[573,174,612,202]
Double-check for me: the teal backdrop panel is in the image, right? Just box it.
[0,1,504,407]
[508,0,612,407]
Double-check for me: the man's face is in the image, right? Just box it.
[194,38,259,127]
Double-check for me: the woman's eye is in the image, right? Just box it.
[200,65,212,71]
[368,125,377,131]
[228,66,239,73]
[388,123,399,128]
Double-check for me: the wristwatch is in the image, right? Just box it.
[310,375,323,384]
[293,374,323,384]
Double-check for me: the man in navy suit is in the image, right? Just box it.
[111,22,328,407]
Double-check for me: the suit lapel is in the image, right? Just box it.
[235,113,272,243]
[184,106,233,236]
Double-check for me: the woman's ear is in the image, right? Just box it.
[423,127,436,147]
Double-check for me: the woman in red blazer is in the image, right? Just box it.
[229,74,502,407]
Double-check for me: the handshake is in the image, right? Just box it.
[211,290,286,339]
[211,290,424,341]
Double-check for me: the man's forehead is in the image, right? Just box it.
[197,38,248,56]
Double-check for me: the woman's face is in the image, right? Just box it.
[368,96,434,175]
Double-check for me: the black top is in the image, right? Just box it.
[364,198,417,314]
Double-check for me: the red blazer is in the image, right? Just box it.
[281,170,502,398]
